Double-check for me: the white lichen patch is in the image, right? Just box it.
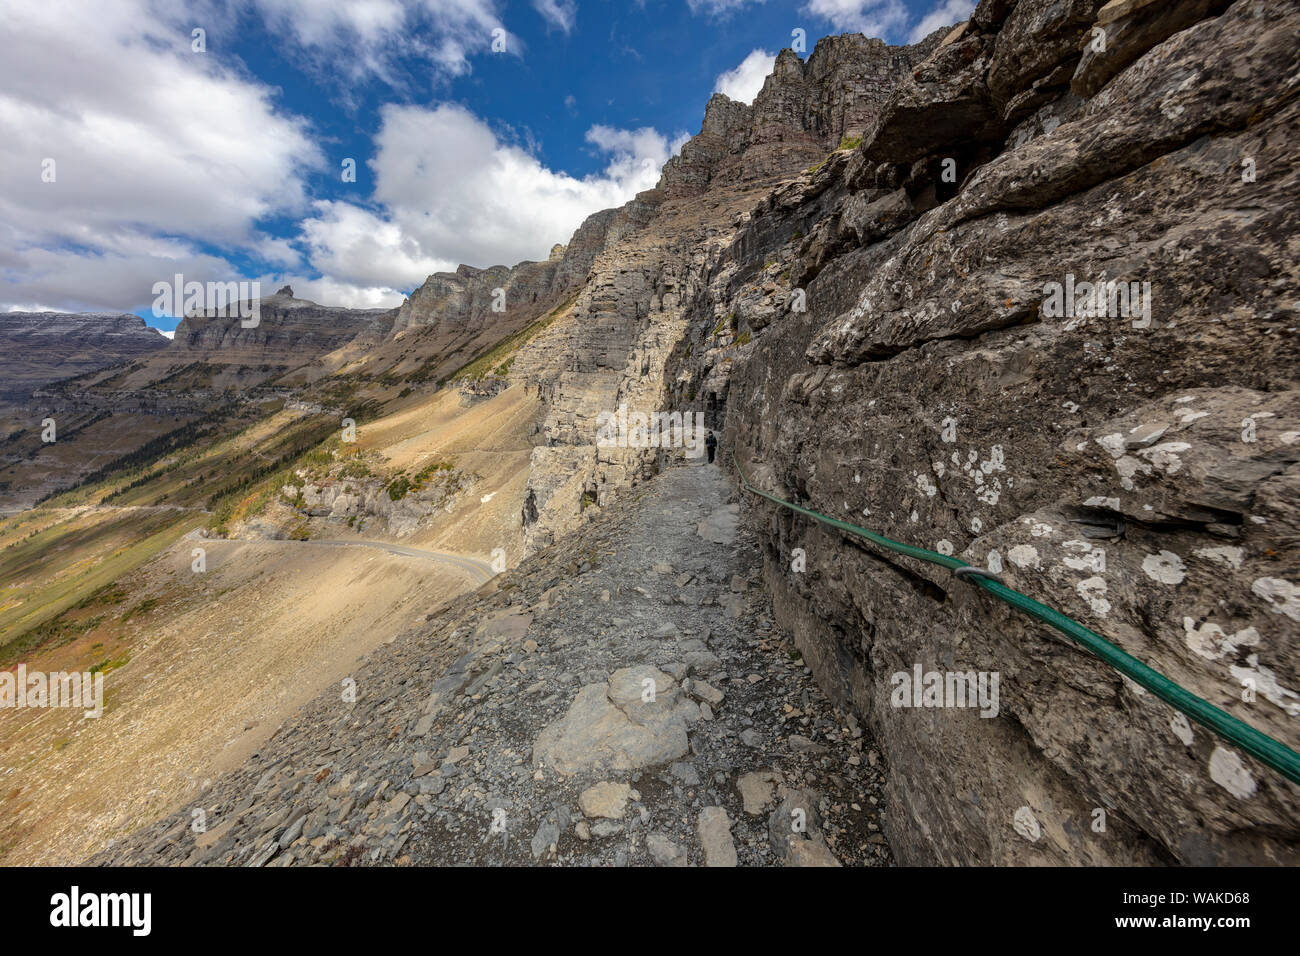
[1142,550,1186,584]
[1137,441,1192,474]
[980,446,1006,474]
[1008,544,1040,569]
[936,539,954,556]
[1062,540,1104,572]
[1030,522,1053,538]
[1182,618,1260,661]
[1012,806,1041,842]
[1097,433,1127,458]
[1229,656,1300,717]
[1251,577,1300,621]
[1193,545,1244,570]
[1208,746,1256,799]
[1077,576,1111,616]
[987,551,1003,573]
[1171,712,1194,746]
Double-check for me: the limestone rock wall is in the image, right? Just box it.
[515,34,931,554]
[715,0,1300,864]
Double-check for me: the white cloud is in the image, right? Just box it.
[533,0,577,33]
[714,49,777,104]
[0,0,712,314]
[298,200,454,290]
[294,103,684,291]
[0,0,321,312]
[255,273,409,311]
[692,0,913,41]
[801,0,908,37]
[7,246,244,314]
[249,0,520,83]
[907,0,974,42]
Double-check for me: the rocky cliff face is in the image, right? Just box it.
[175,287,394,356]
[499,0,1299,864]
[392,211,616,338]
[512,32,937,552]
[0,311,168,399]
[706,0,1299,864]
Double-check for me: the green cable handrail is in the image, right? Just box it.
[735,461,1300,786]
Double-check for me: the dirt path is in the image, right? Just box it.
[97,460,893,867]
[200,535,496,584]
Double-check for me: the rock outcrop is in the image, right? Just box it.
[174,287,394,356]
[392,210,616,338]
[483,0,1300,866]
[0,312,168,399]
[710,0,1300,864]
[513,32,937,552]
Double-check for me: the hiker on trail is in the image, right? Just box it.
[705,430,717,464]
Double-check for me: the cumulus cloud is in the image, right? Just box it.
[801,0,909,37]
[908,0,975,42]
[0,0,322,313]
[297,201,455,291]
[249,0,520,84]
[253,272,409,311]
[0,0,700,313]
[714,49,777,104]
[293,103,685,292]
[7,246,244,314]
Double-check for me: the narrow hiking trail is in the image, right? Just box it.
[98,460,892,866]
[196,535,496,584]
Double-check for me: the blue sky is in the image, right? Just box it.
[0,0,972,331]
